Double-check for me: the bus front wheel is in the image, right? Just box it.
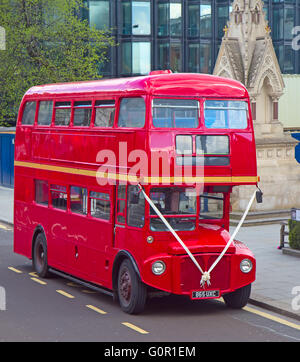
[117,259,147,314]
[33,232,51,278]
[223,284,251,309]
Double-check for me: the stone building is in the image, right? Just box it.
[213,0,300,213]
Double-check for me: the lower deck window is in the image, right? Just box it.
[35,180,49,205]
[70,186,87,215]
[50,185,67,210]
[90,191,110,220]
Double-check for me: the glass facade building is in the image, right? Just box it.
[82,0,300,77]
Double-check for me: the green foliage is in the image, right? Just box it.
[288,219,300,250]
[0,0,115,126]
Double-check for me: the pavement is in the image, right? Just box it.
[0,186,299,321]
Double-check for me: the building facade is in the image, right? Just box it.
[81,0,300,78]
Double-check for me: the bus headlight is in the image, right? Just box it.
[240,259,253,273]
[152,261,166,275]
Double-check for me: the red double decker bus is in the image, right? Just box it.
[14,71,259,314]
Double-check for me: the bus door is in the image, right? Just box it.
[114,183,146,254]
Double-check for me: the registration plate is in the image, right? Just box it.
[191,290,220,300]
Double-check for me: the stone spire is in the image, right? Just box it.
[214,1,300,214]
[214,0,284,101]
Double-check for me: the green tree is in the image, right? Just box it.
[0,0,115,126]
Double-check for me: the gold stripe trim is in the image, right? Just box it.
[14,160,259,184]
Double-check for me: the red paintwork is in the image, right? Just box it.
[14,72,257,300]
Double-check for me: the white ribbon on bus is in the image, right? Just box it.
[138,184,257,288]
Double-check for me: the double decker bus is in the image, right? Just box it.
[14,71,259,314]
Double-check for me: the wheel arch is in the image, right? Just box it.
[112,250,141,298]
[31,225,46,259]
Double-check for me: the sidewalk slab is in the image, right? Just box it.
[230,224,300,320]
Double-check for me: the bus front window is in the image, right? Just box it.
[150,187,197,231]
[199,193,224,220]
[204,100,248,129]
[152,98,199,128]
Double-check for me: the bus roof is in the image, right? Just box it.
[24,72,248,99]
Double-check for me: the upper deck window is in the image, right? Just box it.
[152,99,199,128]
[73,101,92,127]
[94,100,115,127]
[38,101,53,126]
[21,101,36,125]
[118,98,145,128]
[204,100,248,129]
[54,101,71,126]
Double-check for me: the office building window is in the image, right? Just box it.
[158,41,182,72]
[122,1,151,35]
[284,7,294,40]
[217,5,229,38]
[272,7,284,39]
[170,3,181,36]
[121,42,151,75]
[84,0,110,30]
[158,1,182,37]
[188,3,212,38]
[188,43,211,73]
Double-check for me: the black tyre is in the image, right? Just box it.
[223,284,251,309]
[32,232,51,278]
[117,259,147,314]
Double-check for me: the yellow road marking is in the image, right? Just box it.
[56,290,75,299]
[122,322,149,335]
[29,272,38,277]
[81,289,97,294]
[0,224,8,230]
[31,277,47,285]
[243,305,300,331]
[86,304,107,315]
[8,267,22,274]
[66,282,80,288]
[217,298,300,331]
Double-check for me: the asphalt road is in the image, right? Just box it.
[0,222,300,345]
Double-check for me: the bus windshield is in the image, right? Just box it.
[150,187,197,231]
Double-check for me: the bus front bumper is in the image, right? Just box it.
[141,252,256,299]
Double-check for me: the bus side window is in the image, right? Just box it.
[73,101,92,127]
[35,180,49,206]
[94,100,115,127]
[54,101,71,126]
[118,98,145,128]
[38,101,53,126]
[70,186,88,215]
[50,184,67,210]
[21,101,36,125]
[127,185,145,228]
[89,191,110,220]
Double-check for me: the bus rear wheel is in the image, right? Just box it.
[223,284,251,309]
[33,232,51,278]
[117,259,147,314]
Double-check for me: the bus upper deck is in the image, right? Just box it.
[15,71,258,188]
